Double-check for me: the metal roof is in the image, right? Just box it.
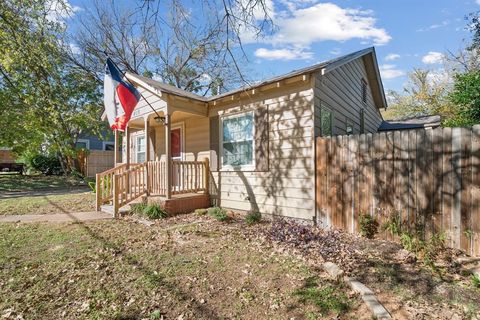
[378,115,442,131]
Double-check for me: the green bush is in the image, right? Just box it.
[142,204,167,220]
[194,208,208,216]
[208,207,229,222]
[28,154,63,175]
[130,203,147,215]
[359,213,378,239]
[245,211,262,225]
[383,213,401,237]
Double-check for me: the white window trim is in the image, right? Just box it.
[103,141,115,151]
[171,122,185,161]
[136,135,146,163]
[76,139,90,150]
[219,111,256,171]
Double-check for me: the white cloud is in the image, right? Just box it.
[422,51,444,64]
[69,43,81,55]
[379,64,405,80]
[329,48,341,56]
[267,3,391,47]
[254,47,313,60]
[244,2,390,60]
[476,0,480,5]
[46,0,82,23]
[385,53,400,61]
[417,20,449,32]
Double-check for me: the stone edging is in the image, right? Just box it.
[322,262,392,319]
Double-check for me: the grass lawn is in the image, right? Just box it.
[0,192,95,215]
[0,173,91,192]
[0,216,366,320]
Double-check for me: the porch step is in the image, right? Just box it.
[99,196,147,216]
[100,204,132,216]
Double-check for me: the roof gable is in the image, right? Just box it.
[125,47,387,109]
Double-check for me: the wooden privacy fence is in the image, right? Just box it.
[316,125,480,256]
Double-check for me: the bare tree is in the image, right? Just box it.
[69,0,274,95]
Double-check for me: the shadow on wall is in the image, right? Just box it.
[230,92,314,219]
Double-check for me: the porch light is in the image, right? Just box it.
[154,116,167,125]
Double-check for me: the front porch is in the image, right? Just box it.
[96,72,213,216]
[95,159,210,217]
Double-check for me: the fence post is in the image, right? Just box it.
[113,174,119,218]
[95,173,101,211]
[203,157,210,195]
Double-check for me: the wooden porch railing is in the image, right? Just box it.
[95,163,140,211]
[113,162,148,216]
[171,159,209,195]
[97,158,210,217]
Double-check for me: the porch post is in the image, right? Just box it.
[165,113,172,199]
[125,125,131,169]
[144,116,151,162]
[144,116,151,194]
[114,130,121,165]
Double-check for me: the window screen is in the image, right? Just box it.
[222,113,254,166]
[321,107,332,137]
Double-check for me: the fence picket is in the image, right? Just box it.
[315,126,480,256]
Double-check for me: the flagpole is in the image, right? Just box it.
[106,55,166,124]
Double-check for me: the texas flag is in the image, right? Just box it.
[104,58,140,131]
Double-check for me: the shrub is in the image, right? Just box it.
[358,213,378,239]
[28,154,63,175]
[88,181,96,193]
[208,207,229,222]
[142,204,166,220]
[472,274,480,288]
[245,211,262,225]
[130,203,147,215]
[383,212,401,237]
[194,208,208,216]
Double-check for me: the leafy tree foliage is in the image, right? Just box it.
[0,0,102,172]
[446,71,480,127]
[384,13,480,127]
[382,69,450,120]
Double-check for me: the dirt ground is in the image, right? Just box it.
[0,214,369,320]
[1,211,479,319]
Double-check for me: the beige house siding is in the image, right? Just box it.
[314,57,383,136]
[208,83,315,221]
[120,82,319,221]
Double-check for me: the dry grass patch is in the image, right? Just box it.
[0,192,95,215]
[0,215,365,320]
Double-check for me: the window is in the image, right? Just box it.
[360,108,365,134]
[103,142,115,151]
[320,107,332,137]
[136,135,146,163]
[361,79,368,104]
[75,139,90,150]
[221,112,254,168]
[346,122,353,135]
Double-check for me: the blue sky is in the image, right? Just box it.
[67,0,479,92]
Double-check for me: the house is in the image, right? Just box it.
[96,47,387,221]
[378,115,442,131]
[76,132,115,151]
[76,132,116,177]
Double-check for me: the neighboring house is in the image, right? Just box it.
[378,115,442,132]
[76,132,115,151]
[98,47,387,220]
[76,132,116,177]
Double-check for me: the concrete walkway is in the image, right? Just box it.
[0,211,112,223]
